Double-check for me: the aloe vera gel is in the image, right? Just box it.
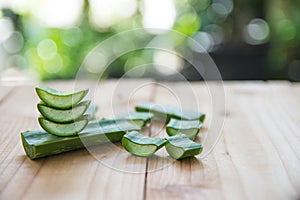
[165,134,203,159]
[166,118,202,140]
[122,131,166,157]
[36,86,91,136]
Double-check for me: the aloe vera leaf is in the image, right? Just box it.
[122,112,154,127]
[37,100,91,123]
[135,102,205,123]
[38,115,89,137]
[85,104,98,120]
[122,131,166,157]
[165,134,203,160]
[21,119,141,159]
[166,118,202,140]
[35,86,88,109]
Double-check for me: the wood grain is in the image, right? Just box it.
[0,80,299,200]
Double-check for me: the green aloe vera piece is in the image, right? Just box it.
[36,86,88,109]
[165,134,203,160]
[38,115,89,136]
[21,119,141,159]
[166,118,202,140]
[122,112,154,127]
[37,100,91,123]
[135,102,205,123]
[122,131,166,157]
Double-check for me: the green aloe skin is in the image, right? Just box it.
[38,115,89,137]
[122,131,166,157]
[135,102,206,123]
[166,118,202,140]
[165,134,203,160]
[35,86,88,109]
[21,119,142,159]
[122,112,154,127]
[37,100,91,123]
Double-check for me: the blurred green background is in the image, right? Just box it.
[0,0,299,81]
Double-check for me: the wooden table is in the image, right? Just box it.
[0,80,300,200]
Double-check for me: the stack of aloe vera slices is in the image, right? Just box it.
[36,86,90,137]
[21,86,155,159]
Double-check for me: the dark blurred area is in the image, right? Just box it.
[0,0,299,81]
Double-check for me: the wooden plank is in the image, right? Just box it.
[145,82,224,200]
[83,79,155,200]
[0,86,13,103]
[0,86,42,199]
[0,79,154,200]
[1,81,300,200]
[218,82,300,200]
[146,81,300,200]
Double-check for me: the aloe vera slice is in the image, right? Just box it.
[165,134,203,159]
[122,131,166,157]
[122,112,154,127]
[36,86,88,109]
[37,100,91,123]
[38,115,89,136]
[135,102,205,123]
[21,119,141,159]
[166,118,202,140]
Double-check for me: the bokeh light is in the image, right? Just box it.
[244,18,270,45]
[0,17,13,42]
[43,54,63,74]
[142,0,176,34]
[3,31,24,53]
[37,39,57,60]
[89,0,137,30]
[84,52,107,74]
[154,50,183,75]
[189,32,214,52]
[30,0,84,28]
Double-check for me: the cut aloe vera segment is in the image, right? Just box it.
[21,119,141,159]
[37,100,91,123]
[36,86,88,109]
[122,131,166,157]
[85,119,143,141]
[135,102,205,123]
[122,112,154,127]
[166,118,202,140]
[38,115,89,136]
[165,134,203,160]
